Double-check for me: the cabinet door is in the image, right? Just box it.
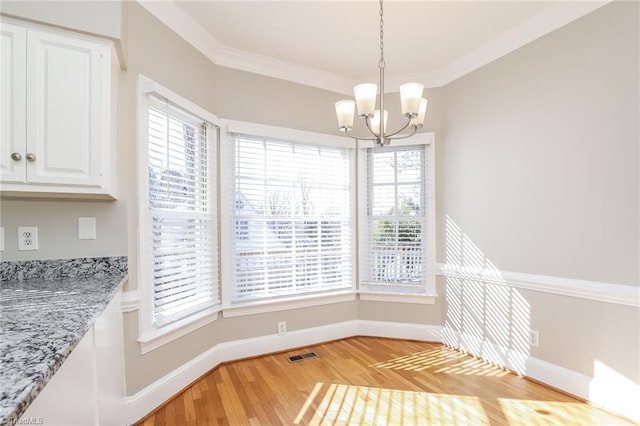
[26,28,106,187]
[0,22,27,184]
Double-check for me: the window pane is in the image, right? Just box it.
[397,184,422,215]
[233,135,352,302]
[372,185,396,216]
[363,145,427,291]
[396,149,422,182]
[371,151,395,184]
[147,94,218,326]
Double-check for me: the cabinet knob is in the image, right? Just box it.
[26,153,36,162]
[10,152,22,161]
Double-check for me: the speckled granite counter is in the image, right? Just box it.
[0,257,127,425]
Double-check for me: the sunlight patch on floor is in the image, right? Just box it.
[498,398,637,426]
[370,346,510,377]
[294,383,489,425]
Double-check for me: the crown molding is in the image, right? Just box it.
[137,0,611,93]
[137,0,221,61]
[137,0,354,94]
[214,43,354,94]
[434,0,611,86]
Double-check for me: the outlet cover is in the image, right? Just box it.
[278,321,287,336]
[530,330,539,347]
[78,217,96,240]
[18,227,38,251]
[0,227,4,251]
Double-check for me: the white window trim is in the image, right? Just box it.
[219,120,358,315]
[226,119,352,148]
[136,74,223,352]
[222,291,356,318]
[357,132,437,302]
[358,292,437,304]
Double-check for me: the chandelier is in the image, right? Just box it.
[335,0,427,146]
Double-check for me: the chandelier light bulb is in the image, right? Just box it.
[370,109,388,136]
[335,100,356,130]
[354,83,377,117]
[400,82,425,118]
[410,98,428,127]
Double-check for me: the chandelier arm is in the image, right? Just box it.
[387,125,419,141]
[364,115,380,138]
[344,127,379,142]
[384,117,413,138]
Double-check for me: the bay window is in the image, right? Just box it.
[137,79,434,352]
[225,127,355,306]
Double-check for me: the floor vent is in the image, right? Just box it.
[287,352,319,363]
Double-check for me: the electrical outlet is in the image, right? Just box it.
[530,330,539,347]
[277,321,287,336]
[0,227,4,251]
[18,227,38,251]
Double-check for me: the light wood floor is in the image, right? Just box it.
[137,337,635,425]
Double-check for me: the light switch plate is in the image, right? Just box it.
[78,217,96,240]
[18,226,38,251]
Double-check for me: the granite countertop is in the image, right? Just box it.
[0,257,127,425]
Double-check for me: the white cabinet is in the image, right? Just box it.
[19,290,126,426]
[0,22,27,183]
[0,19,115,198]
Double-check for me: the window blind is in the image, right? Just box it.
[231,134,352,303]
[362,145,427,292]
[147,94,218,326]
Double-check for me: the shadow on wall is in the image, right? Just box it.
[441,215,531,375]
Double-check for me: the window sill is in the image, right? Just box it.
[138,306,221,354]
[222,290,357,318]
[358,291,438,304]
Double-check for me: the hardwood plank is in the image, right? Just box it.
[135,337,635,426]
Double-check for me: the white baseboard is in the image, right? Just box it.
[125,321,639,425]
[527,351,640,422]
[357,320,442,342]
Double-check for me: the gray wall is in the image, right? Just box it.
[441,2,638,285]
[440,0,639,384]
[0,199,127,261]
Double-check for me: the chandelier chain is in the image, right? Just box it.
[379,0,385,69]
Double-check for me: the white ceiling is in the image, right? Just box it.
[140,0,609,94]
